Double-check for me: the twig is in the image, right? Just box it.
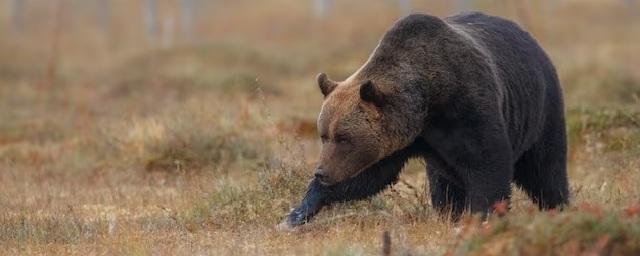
[42,0,63,90]
[382,230,392,256]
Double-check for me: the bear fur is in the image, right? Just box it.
[283,12,569,227]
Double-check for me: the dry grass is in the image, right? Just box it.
[0,0,639,255]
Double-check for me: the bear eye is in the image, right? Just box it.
[334,134,350,144]
[320,134,328,143]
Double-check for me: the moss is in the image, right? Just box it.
[567,107,640,153]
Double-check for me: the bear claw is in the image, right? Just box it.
[277,208,309,231]
[288,208,308,225]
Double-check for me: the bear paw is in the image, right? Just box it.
[288,207,310,224]
[277,207,310,231]
[276,208,308,231]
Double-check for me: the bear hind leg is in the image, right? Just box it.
[513,129,569,210]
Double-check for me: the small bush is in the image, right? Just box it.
[448,205,640,255]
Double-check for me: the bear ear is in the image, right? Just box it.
[317,73,338,97]
[359,80,385,106]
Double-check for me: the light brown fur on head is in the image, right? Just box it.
[314,74,397,185]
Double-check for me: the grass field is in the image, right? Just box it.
[0,0,639,255]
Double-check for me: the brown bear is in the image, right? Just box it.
[281,12,569,228]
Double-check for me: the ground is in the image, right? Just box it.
[0,0,639,255]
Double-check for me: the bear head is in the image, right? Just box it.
[313,72,399,185]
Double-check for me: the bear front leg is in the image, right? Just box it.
[425,152,466,220]
[282,144,416,228]
[284,178,329,227]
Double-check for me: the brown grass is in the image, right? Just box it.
[0,0,639,255]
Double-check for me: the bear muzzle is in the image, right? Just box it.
[314,168,333,185]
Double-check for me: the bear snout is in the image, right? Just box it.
[314,168,334,185]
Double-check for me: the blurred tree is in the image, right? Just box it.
[10,0,25,34]
[143,0,159,45]
[180,0,196,42]
[313,0,333,19]
[44,0,63,90]
[623,0,638,15]
[161,14,175,49]
[97,0,110,34]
